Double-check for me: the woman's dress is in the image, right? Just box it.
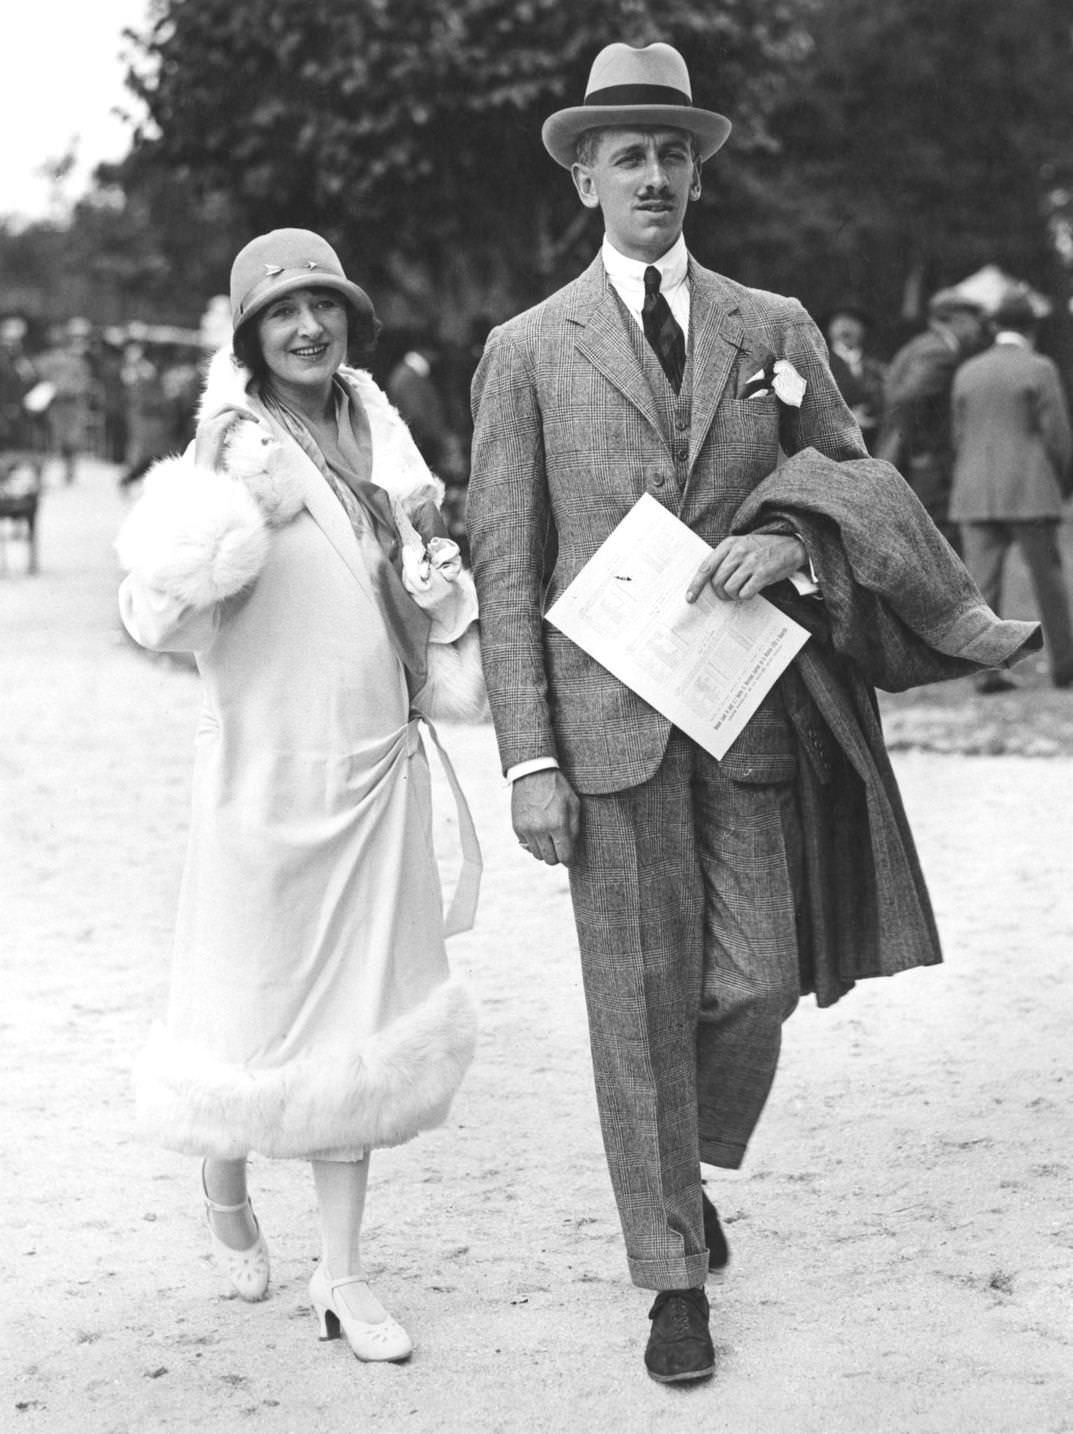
[117,357,478,1160]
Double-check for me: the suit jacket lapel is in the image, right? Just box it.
[687,264,747,470]
[567,255,749,462]
[569,257,666,442]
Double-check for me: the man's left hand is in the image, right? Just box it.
[685,533,807,603]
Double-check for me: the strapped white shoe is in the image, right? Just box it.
[309,1264,413,1363]
[201,1164,270,1302]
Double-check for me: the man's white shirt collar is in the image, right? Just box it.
[602,234,690,331]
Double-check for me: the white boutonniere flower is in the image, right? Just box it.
[740,352,807,408]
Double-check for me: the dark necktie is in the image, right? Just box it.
[642,265,686,393]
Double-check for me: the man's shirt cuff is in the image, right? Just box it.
[788,542,820,596]
[506,757,560,783]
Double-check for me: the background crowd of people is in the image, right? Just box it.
[823,282,1073,693]
[5,270,1071,599]
[0,306,492,555]
[0,311,199,486]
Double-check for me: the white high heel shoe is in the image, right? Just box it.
[202,1164,270,1302]
[309,1264,413,1363]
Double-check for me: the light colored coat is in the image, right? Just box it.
[117,352,480,1160]
[950,337,1073,521]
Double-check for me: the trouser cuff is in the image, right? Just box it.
[699,1136,747,1169]
[627,1251,711,1292]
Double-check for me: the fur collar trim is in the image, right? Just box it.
[199,345,444,514]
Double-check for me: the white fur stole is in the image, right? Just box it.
[115,457,270,608]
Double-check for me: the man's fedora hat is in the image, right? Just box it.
[927,286,984,319]
[542,42,732,169]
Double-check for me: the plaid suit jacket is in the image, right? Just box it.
[467,252,888,794]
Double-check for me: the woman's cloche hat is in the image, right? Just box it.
[541,42,731,169]
[229,228,375,335]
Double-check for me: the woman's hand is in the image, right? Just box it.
[685,533,807,603]
[193,407,253,472]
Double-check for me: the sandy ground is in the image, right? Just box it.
[3,462,1073,1434]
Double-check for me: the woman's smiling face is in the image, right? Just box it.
[255,286,349,396]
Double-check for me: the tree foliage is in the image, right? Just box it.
[0,173,241,331]
[762,0,1073,350]
[123,0,811,333]
[7,0,1073,360]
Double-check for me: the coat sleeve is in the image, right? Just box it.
[466,325,559,774]
[874,337,955,466]
[1038,359,1073,495]
[115,452,270,653]
[950,367,967,456]
[732,456,1042,689]
[118,573,220,653]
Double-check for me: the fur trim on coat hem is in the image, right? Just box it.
[412,626,490,724]
[133,977,477,1160]
[115,456,270,607]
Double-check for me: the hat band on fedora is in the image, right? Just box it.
[584,83,693,107]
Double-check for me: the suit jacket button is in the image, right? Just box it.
[651,473,666,487]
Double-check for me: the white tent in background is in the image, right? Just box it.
[951,264,1052,318]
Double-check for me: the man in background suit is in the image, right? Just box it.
[875,288,986,553]
[824,302,887,453]
[467,40,1033,1385]
[951,292,1073,691]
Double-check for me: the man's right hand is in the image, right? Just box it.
[511,768,580,867]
